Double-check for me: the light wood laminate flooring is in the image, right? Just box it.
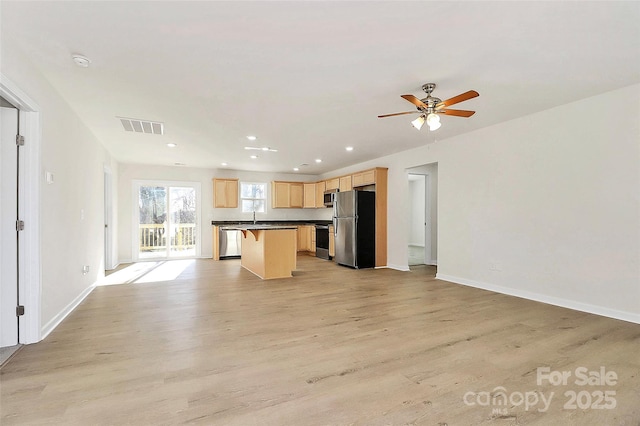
[1,257,639,425]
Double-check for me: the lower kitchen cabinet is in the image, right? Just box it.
[329,225,335,258]
[296,225,317,253]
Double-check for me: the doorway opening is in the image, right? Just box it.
[407,163,438,268]
[133,181,201,261]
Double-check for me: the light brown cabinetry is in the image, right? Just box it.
[315,181,326,207]
[352,169,376,187]
[370,168,388,267]
[339,175,352,192]
[290,183,303,208]
[303,183,316,208]
[329,225,335,258]
[325,178,339,191]
[272,181,304,208]
[213,178,239,208]
[297,225,314,252]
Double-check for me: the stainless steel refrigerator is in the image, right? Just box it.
[333,190,376,268]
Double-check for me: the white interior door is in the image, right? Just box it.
[1,105,19,347]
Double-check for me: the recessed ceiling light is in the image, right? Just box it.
[221,162,228,166]
[250,155,258,159]
[247,135,257,141]
[315,159,322,163]
[245,146,277,152]
[345,146,354,152]
[72,54,91,68]
[174,162,186,166]
[167,143,177,148]
[293,167,299,171]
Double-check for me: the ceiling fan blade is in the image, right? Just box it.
[401,94,427,109]
[439,109,476,118]
[378,111,421,118]
[435,90,479,109]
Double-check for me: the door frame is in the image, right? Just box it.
[104,166,114,270]
[1,74,42,344]
[132,180,202,261]
[423,173,432,264]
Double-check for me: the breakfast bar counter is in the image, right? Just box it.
[230,225,298,279]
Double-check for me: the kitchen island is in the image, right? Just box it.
[231,225,298,279]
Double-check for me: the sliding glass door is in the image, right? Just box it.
[135,181,200,260]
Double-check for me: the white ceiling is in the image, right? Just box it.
[2,1,639,174]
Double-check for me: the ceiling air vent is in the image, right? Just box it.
[118,117,164,135]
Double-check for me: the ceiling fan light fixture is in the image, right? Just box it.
[411,114,426,130]
[426,113,440,127]
[428,121,441,131]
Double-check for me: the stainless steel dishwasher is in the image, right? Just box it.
[219,227,242,259]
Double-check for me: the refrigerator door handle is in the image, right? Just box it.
[333,200,337,236]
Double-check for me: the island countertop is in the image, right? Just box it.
[212,220,331,226]
[220,224,298,231]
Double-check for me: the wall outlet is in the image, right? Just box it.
[82,265,90,275]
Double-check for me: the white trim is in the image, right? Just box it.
[427,260,438,266]
[423,173,432,264]
[41,284,95,340]
[386,263,410,272]
[1,74,42,344]
[103,166,115,270]
[436,273,640,325]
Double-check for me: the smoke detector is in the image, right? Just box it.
[72,54,91,68]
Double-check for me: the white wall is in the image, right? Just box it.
[1,38,118,336]
[324,84,640,323]
[117,164,333,263]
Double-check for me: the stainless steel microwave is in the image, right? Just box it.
[323,189,339,207]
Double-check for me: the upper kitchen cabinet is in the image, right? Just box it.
[352,169,377,187]
[339,175,352,192]
[290,183,303,208]
[213,178,238,208]
[272,181,304,208]
[315,181,326,208]
[303,183,316,208]
[325,178,339,191]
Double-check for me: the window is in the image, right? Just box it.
[241,182,266,213]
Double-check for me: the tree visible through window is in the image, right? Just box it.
[241,182,266,213]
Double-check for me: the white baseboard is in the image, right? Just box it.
[386,263,411,272]
[428,260,438,266]
[436,273,640,325]
[41,284,96,340]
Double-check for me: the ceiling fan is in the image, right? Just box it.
[378,83,479,131]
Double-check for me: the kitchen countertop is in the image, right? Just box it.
[221,224,298,231]
[212,220,331,226]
